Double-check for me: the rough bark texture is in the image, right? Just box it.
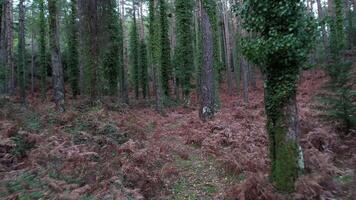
[48,0,65,112]
[0,1,5,93]
[120,0,130,104]
[265,67,301,192]
[4,0,14,93]
[221,0,233,96]
[199,1,214,122]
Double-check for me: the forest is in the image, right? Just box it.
[0,0,355,199]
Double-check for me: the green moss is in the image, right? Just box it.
[268,118,299,192]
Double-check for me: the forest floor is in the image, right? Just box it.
[0,67,355,200]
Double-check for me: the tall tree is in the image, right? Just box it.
[199,0,215,122]
[175,0,194,102]
[67,0,80,97]
[4,0,14,93]
[120,0,130,104]
[130,2,140,99]
[238,0,316,192]
[18,0,26,105]
[102,0,120,96]
[48,0,65,112]
[0,1,4,92]
[38,0,47,100]
[149,0,163,113]
[160,0,171,98]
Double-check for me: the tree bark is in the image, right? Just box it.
[18,0,26,105]
[4,0,14,93]
[265,68,302,192]
[241,57,249,104]
[120,0,130,104]
[31,22,35,95]
[48,0,65,112]
[221,0,233,96]
[199,0,214,122]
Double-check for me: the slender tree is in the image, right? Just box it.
[175,0,194,102]
[139,40,149,99]
[160,0,171,98]
[199,0,215,121]
[48,0,65,111]
[103,0,120,95]
[67,0,80,97]
[238,0,316,192]
[119,0,129,104]
[149,0,163,113]
[38,0,47,100]
[4,0,14,93]
[130,2,140,99]
[18,0,26,105]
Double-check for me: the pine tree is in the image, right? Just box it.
[67,0,79,97]
[118,0,129,104]
[198,0,214,121]
[38,0,47,100]
[18,0,26,105]
[175,0,194,101]
[160,0,171,98]
[238,0,316,192]
[130,2,140,99]
[48,0,65,112]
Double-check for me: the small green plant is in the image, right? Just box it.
[23,114,42,132]
[322,58,356,135]
[11,133,36,158]
[6,172,46,199]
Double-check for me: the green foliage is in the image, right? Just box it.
[129,9,140,99]
[11,133,36,159]
[175,0,194,99]
[6,172,46,199]
[322,0,356,134]
[103,0,120,95]
[67,0,80,96]
[323,61,356,134]
[139,40,149,99]
[236,0,316,192]
[160,0,171,97]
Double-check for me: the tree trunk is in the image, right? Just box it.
[78,0,85,95]
[241,57,249,104]
[199,0,214,122]
[31,25,35,95]
[265,68,302,192]
[221,0,233,96]
[120,0,130,104]
[48,0,65,112]
[4,0,14,93]
[0,1,5,93]
[18,0,26,105]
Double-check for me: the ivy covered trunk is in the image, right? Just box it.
[265,66,302,192]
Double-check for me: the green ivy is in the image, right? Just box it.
[236,0,316,192]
